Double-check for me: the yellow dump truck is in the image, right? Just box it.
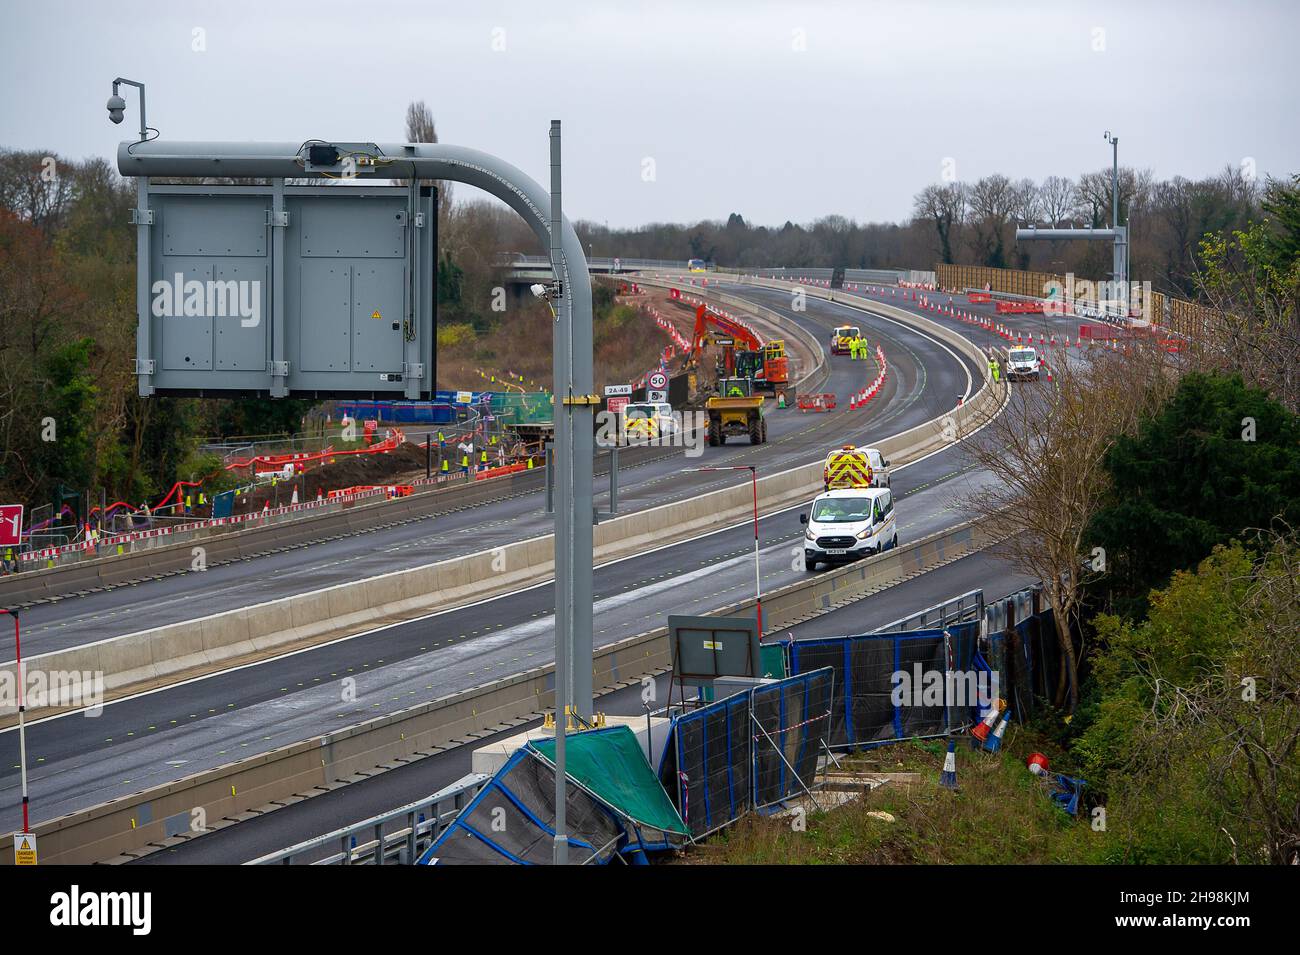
[706,378,767,446]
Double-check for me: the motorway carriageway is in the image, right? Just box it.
[137,547,1037,864]
[135,284,1057,863]
[0,283,1012,831]
[12,286,980,654]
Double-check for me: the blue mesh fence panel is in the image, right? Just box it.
[896,632,948,739]
[750,668,834,809]
[657,693,751,839]
[789,630,954,750]
[948,621,980,672]
[417,748,623,865]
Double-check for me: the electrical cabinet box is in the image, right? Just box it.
[137,183,436,398]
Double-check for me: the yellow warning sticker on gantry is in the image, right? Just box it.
[13,833,37,865]
[371,309,382,320]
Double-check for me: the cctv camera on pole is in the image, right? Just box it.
[107,78,148,142]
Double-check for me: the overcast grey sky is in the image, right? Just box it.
[2,0,1295,227]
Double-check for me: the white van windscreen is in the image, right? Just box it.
[811,498,872,523]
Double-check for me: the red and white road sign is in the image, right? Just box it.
[648,371,668,390]
[0,505,23,546]
[607,396,629,414]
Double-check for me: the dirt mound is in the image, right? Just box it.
[215,441,436,514]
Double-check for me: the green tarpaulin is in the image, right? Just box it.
[530,726,689,848]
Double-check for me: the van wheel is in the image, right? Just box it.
[805,557,819,571]
[891,535,898,550]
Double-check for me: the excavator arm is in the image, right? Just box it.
[686,303,764,370]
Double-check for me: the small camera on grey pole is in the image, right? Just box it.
[106,94,126,124]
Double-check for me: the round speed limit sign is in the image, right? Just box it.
[649,371,668,390]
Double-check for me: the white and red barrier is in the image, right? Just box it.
[15,480,428,566]
[226,428,406,474]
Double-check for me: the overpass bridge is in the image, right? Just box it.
[497,252,694,282]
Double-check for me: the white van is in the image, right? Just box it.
[1006,347,1040,381]
[800,487,898,571]
[862,447,890,488]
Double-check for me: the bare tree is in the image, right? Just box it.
[957,343,1178,711]
[0,150,77,234]
[912,182,967,264]
[1074,166,1154,229]
[1010,177,1042,226]
[968,174,1016,267]
[404,99,453,213]
[1039,175,1076,227]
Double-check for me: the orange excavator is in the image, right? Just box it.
[685,304,794,403]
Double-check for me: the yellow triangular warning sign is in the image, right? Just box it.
[371,309,381,320]
[13,831,37,864]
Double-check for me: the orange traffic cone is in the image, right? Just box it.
[971,703,1002,744]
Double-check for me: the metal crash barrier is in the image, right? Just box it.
[248,774,489,865]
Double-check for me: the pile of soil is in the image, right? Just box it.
[202,442,438,516]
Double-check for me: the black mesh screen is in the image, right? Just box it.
[751,669,833,808]
[427,752,621,865]
[848,639,897,744]
[791,642,846,743]
[662,694,750,838]
[897,634,947,738]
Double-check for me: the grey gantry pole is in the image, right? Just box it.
[1017,130,1130,319]
[112,129,600,859]
[1107,132,1119,231]
[549,120,571,866]
[1105,130,1128,316]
